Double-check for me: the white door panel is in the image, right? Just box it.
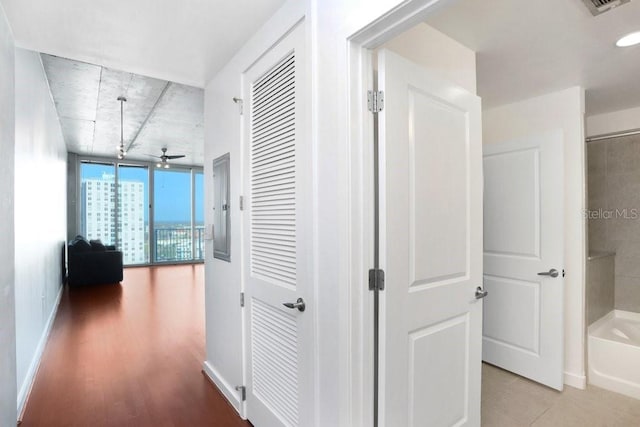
[242,23,313,427]
[378,49,483,427]
[484,149,540,257]
[483,131,564,390]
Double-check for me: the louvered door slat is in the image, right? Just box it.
[253,140,295,161]
[252,129,295,152]
[252,157,294,173]
[251,179,294,192]
[253,106,295,133]
[253,97,295,125]
[252,188,295,199]
[253,88,295,120]
[253,81,294,115]
[251,237,296,247]
[252,63,294,95]
[252,56,295,92]
[252,235,295,246]
[252,119,294,142]
[252,171,295,186]
[251,251,297,266]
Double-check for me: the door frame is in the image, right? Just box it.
[346,6,589,426]
[344,1,461,425]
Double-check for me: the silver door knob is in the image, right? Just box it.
[283,298,306,312]
[475,287,488,299]
[538,269,559,278]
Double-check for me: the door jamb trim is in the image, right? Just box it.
[345,1,457,425]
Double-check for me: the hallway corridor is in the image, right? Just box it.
[20,265,248,427]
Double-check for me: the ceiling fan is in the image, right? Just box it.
[150,148,186,168]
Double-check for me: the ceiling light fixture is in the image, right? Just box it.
[117,96,127,159]
[616,32,640,47]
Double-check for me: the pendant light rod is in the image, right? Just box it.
[118,96,127,147]
[117,96,127,159]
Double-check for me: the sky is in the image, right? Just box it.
[81,162,204,224]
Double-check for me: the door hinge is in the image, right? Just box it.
[369,268,385,291]
[232,97,243,115]
[235,385,246,401]
[563,269,566,277]
[367,90,384,113]
[240,292,245,307]
[239,195,244,211]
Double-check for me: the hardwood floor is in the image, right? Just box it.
[20,265,249,427]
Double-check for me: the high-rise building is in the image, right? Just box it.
[81,173,146,264]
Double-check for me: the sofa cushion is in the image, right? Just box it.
[90,240,106,252]
[70,235,91,253]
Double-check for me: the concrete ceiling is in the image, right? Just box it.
[425,0,640,115]
[42,54,204,166]
[1,0,286,87]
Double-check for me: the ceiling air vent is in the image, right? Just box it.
[582,0,631,16]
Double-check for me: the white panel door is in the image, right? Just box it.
[483,132,564,390]
[242,23,313,427]
[378,49,483,427]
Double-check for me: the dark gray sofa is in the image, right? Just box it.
[68,235,123,286]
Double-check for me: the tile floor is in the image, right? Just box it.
[482,363,640,426]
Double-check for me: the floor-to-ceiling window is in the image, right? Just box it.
[117,164,149,264]
[79,159,203,265]
[153,168,193,262]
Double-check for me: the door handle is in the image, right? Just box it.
[283,297,306,312]
[538,269,559,278]
[475,287,488,299]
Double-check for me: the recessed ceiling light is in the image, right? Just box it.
[616,32,640,47]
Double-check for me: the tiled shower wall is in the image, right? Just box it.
[588,135,640,313]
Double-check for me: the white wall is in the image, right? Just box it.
[14,48,67,415]
[380,23,476,94]
[202,0,306,415]
[483,87,587,389]
[0,3,16,426]
[586,106,640,137]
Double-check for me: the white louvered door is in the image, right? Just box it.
[242,23,312,427]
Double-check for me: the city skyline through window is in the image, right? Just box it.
[118,164,149,264]
[80,160,204,264]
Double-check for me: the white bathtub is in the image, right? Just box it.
[588,310,640,399]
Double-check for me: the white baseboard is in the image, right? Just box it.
[564,371,587,389]
[17,283,63,420]
[202,361,246,419]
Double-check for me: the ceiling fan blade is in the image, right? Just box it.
[145,154,163,158]
[165,155,186,159]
